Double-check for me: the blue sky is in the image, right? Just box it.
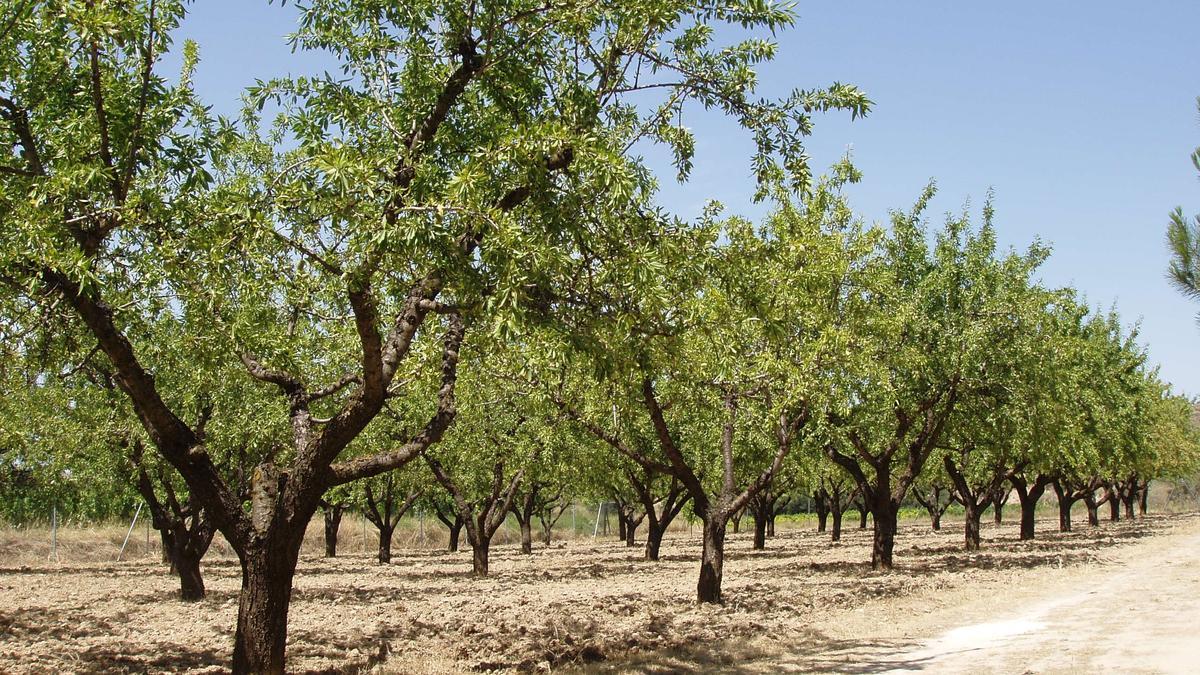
[173,1,1200,395]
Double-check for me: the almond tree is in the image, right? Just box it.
[547,172,871,602]
[0,1,839,669]
[825,192,1050,568]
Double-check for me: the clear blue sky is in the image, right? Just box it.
[172,1,1200,395]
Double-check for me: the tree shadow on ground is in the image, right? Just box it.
[578,630,931,674]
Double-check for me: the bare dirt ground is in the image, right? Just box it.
[1,512,1197,674]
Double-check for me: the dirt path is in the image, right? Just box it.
[873,521,1200,674]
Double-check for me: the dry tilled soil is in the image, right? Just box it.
[1,513,1196,673]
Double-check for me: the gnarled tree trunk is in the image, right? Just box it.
[1010,472,1051,541]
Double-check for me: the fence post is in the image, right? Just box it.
[49,503,58,562]
[117,502,144,562]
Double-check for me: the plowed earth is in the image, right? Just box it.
[1,513,1196,674]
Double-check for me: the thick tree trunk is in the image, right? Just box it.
[1122,493,1136,519]
[752,514,767,550]
[520,520,533,555]
[323,508,342,558]
[176,547,205,601]
[471,538,490,576]
[766,513,776,538]
[1019,495,1036,540]
[1058,497,1074,532]
[697,516,727,604]
[1139,481,1149,515]
[871,506,897,570]
[645,523,664,561]
[1012,474,1049,541]
[542,523,553,546]
[1083,495,1100,527]
[617,514,627,541]
[992,500,1003,524]
[448,521,462,552]
[159,530,174,565]
[1108,493,1121,522]
[857,503,869,529]
[730,512,741,534]
[624,519,638,547]
[963,504,981,551]
[930,510,942,531]
[232,544,300,675]
[377,525,394,564]
[830,509,843,542]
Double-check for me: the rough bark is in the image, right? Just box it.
[697,515,728,604]
[231,536,303,675]
[872,502,898,569]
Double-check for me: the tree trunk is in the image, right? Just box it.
[830,509,843,542]
[992,500,1003,524]
[471,538,490,576]
[1012,474,1048,541]
[159,530,174,565]
[1138,482,1149,515]
[766,513,776,537]
[857,503,869,529]
[645,522,664,561]
[1058,497,1074,532]
[176,547,205,601]
[730,512,741,534]
[232,545,299,675]
[963,503,981,551]
[323,508,342,558]
[1084,495,1100,527]
[448,520,462,552]
[377,524,394,564]
[871,505,897,570]
[617,514,627,541]
[1108,492,1121,522]
[930,510,942,531]
[697,516,727,604]
[1122,492,1136,519]
[752,513,766,550]
[520,520,533,555]
[541,522,553,546]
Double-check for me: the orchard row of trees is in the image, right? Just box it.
[2,1,1197,672]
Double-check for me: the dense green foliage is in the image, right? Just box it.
[1,0,1198,670]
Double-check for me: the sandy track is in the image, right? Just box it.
[873,520,1200,674]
